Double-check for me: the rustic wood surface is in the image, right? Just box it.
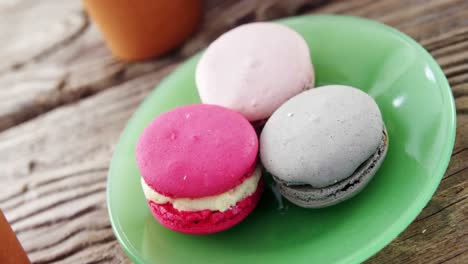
[0,0,467,263]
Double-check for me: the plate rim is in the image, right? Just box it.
[107,14,457,264]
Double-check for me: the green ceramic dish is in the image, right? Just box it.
[107,15,456,264]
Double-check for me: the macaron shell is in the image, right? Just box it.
[148,178,263,234]
[196,22,315,121]
[136,104,258,198]
[260,85,384,188]
[278,130,388,208]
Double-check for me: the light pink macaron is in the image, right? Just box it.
[196,22,315,122]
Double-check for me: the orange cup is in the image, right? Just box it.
[83,0,202,61]
[0,210,30,264]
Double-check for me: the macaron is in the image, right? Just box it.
[136,104,262,234]
[196,22,315,122]
[260,85,388,208]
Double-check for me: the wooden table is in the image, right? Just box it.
[0,0,466,263]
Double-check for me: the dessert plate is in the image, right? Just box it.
[107,15,456,264]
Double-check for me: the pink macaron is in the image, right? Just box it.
[136,104,263,234]
[196,22,315,122]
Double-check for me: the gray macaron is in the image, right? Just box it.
[260,85,388,208]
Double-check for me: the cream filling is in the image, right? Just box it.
[141,166,261,212]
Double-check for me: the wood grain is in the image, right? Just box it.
[0,0,85,73]
[0,0,467,263]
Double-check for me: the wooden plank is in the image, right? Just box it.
[0,0,467,263]
[0,0,85,72]
[0,21,174,132]
[0,0,322,133]
[0,69,174,263]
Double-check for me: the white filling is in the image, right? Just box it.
[141,166,261,212]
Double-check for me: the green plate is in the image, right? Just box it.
[108,15,456,264]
